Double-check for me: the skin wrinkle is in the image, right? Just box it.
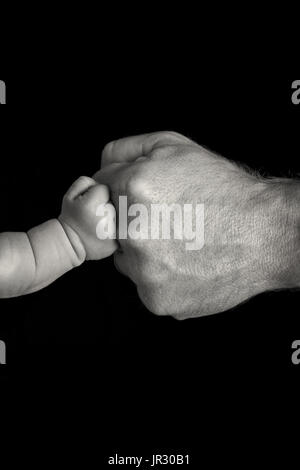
[94,132,300,318]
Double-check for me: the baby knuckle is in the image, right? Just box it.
[81,194,95,211]
[77,175,92,185]
[62,193,76,209]
[63,189,73,202]
[102,141,116,164]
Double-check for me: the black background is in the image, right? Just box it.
[0,71,299,464]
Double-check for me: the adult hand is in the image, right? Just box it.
[94,132,300,319]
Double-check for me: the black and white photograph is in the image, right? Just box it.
[1,68,299,465]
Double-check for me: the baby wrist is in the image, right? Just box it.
[56,218,87,266]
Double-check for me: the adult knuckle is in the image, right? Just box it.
[163,130,183,139]
[126,171,148,198]
[172,311,186,321]
[139,264,156,285]
[155,130,179,140]
[153,130,191,145]
[137,285,169,317]
[152,296,171,316]
[149,145,173,160]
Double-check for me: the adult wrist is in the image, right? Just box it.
[260,179,300,290]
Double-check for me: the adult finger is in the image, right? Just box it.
[92,163,129,199]
[101,131,193,168]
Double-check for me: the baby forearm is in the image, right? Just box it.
[26,219,86,294]
[0,231,36,297]
[0,176,116,298]
[0,219,86,298]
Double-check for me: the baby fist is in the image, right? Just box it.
[59,176,118,260]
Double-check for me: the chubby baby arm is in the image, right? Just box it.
[0,177,117,298]
[0,221,84,298]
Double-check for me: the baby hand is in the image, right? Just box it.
[59,176,118,260]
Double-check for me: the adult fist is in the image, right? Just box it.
[94,132,299,319]
[59,176,117,260]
